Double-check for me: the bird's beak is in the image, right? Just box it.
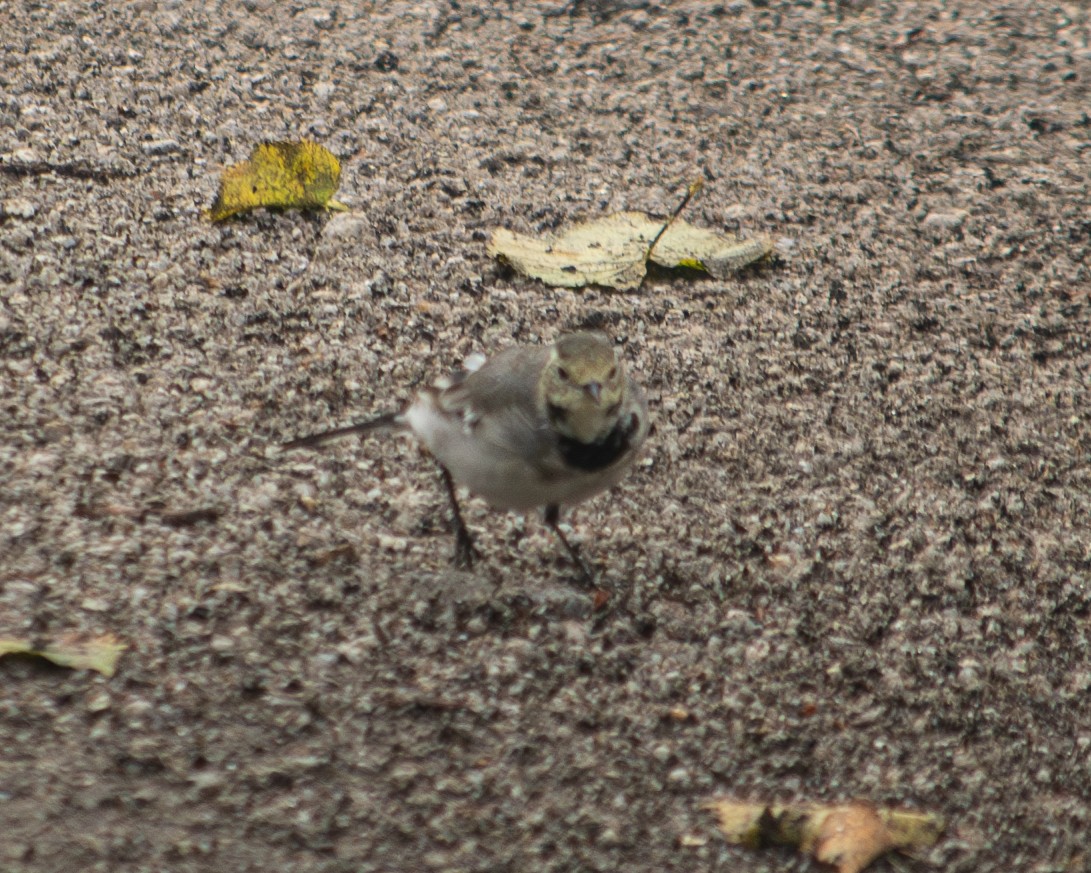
[585,382,602,402]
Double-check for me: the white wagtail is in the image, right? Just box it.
[283,332,650,580]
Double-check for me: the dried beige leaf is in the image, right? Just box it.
[704,798,943,873]
[487,211,771,290]
[703,799,772,848]
[0,633,126,677]
[877,806,945,848]
[810,805,896,873]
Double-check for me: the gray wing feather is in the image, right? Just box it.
[435,346,556,464]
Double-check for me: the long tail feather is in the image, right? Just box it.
[282,411,404,450]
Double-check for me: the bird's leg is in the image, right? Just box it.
[544,504,596,584]
[439,465,480,569]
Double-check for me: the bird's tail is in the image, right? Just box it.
[282,411,405,451]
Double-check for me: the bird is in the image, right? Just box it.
[282,331,650,581]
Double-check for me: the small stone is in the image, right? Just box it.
[322,212,368,241]
[141,139,180,156]
[958,658,983,690]
[365,269,392,296]
[922,209,968,231]
[1,841,29,861]
[1,198,36,219]
[300,6,333,28]
[599,827,621,845]
[378,534,409,553]
[374,51,398,73]
[189,771,225,790]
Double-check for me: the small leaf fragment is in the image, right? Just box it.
[0,633,126,677]
[487,211,771,290]
[705,799,943,873]
[878,806,945,848]
[207,140,346,221]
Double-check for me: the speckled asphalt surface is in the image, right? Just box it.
[3,2,1091,871]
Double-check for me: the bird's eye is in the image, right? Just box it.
[557,367,570,381]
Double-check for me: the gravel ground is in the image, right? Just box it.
[3,2,1091,871]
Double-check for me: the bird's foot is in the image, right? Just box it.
[452,526,482,570]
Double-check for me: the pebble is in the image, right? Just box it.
[300,7,334,29]
[322,212,368,241]
[922,209,969,230]
[1,198,36,219]
[141,139,180,156]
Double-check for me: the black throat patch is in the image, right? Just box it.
[556,413,639,472]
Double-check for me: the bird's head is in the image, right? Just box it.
[539,332,628,444]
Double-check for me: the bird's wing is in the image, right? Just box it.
[432,345,558,464]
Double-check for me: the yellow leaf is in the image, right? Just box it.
[206,140,346,222]
[487,211,771,290]
[0,633,126,677]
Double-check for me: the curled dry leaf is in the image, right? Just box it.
[0,633,126,677]
[487,211,772,290]
[704,798,943,873]
[810,805,896,873]
[207,140,346,222]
